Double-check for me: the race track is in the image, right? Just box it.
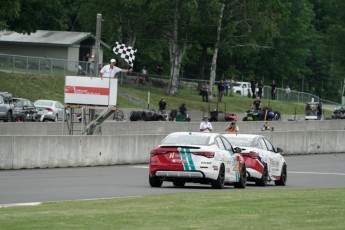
[1,153,345,205]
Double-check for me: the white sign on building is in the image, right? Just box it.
[64,76,117,106]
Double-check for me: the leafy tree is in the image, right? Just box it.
[0,0,20,31]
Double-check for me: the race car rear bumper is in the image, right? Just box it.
[155,170,204,178]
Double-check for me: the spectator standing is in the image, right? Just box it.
[156,63,163,77]
[224,79,229,96]
[251,78,256,98]
[200,116,213,132]
[98,59,132,78]
[89,55,95,76]
[225,122,239,133]
[285,85,291,101]
[158,98,167,114]
[141,66,149,82]
[217,80,225,102]
[229,79,234,97]
[316,103,323,120]
[257,80,263,99]
[201,83,209,102]
[270,80,277,100]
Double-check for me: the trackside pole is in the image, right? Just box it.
[148,91,150,110]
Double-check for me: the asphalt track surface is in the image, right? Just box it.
[1,154,345,206]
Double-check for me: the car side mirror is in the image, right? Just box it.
[276,147,283,154]
[233,147,242,153]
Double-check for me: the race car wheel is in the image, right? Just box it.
[256,164,268,186]
[234,164,247,189]
[149,175,163,187]
[173,180,185,187]
[242,117,247,121]
[211,164,225,189]
[275,163,287,186]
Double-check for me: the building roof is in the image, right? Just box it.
[0,30,110,49]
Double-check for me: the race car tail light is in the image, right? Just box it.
[150,149,164,157]
[193,152,215,158]
[242,151,259,159]
[45,108,53,112]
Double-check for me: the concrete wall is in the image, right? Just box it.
[1,119,345,136]
[1,130,345,170]
[1,119,345,169]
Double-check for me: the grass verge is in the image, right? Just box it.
[1,188,344,230]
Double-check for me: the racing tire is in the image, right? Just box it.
[242,117,247,121]
[173,180,185,187]
[274,163,287,186]
[149,175,163,187]
[255,164,268,186]
[211,164,225,189]
[234,164,247,189]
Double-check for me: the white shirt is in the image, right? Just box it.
[200,121,213,132]
[100,64,122,78]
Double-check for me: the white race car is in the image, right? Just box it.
[149,132,247,189]
[223,134,287,186]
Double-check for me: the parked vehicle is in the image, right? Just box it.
[331,106,345,119]
[232,82,251,97]
[0,93,14,122]
[223,134,287,186]
[305,102,322,120]
[149,132,247,189]
[12,98,38,122]
[224,113,237,122]
[243,106,281,121]
[34,100,69,122]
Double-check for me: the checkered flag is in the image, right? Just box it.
[113,42,137,67]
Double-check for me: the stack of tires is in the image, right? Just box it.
[130,111,166,121]
[129,111,146,121]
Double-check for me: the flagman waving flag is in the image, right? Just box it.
[113,42,137,68]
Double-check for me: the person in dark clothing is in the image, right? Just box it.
[257,80,263,99]
[270,80,277,100]
[158,98,167,114]
[217,80,225,102]
[179,103,187,116]
[252,97,262,110]
[201,83,209,102]
[251,78,256,98]
[316,103,323,120]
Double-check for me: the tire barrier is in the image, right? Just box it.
[130,111,166,121]
[130,111,146,121]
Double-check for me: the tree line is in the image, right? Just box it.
[1,0,345,101]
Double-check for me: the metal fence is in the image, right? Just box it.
[0,53,91,76]
[0,53,340,106]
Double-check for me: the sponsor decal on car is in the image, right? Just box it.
[179,147,196,171]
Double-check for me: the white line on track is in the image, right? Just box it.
[289,171,345,176]
[131,165,149,169]
[0,196,143,208]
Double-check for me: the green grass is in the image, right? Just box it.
[1,188,344,230]
[0,72,332,116]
